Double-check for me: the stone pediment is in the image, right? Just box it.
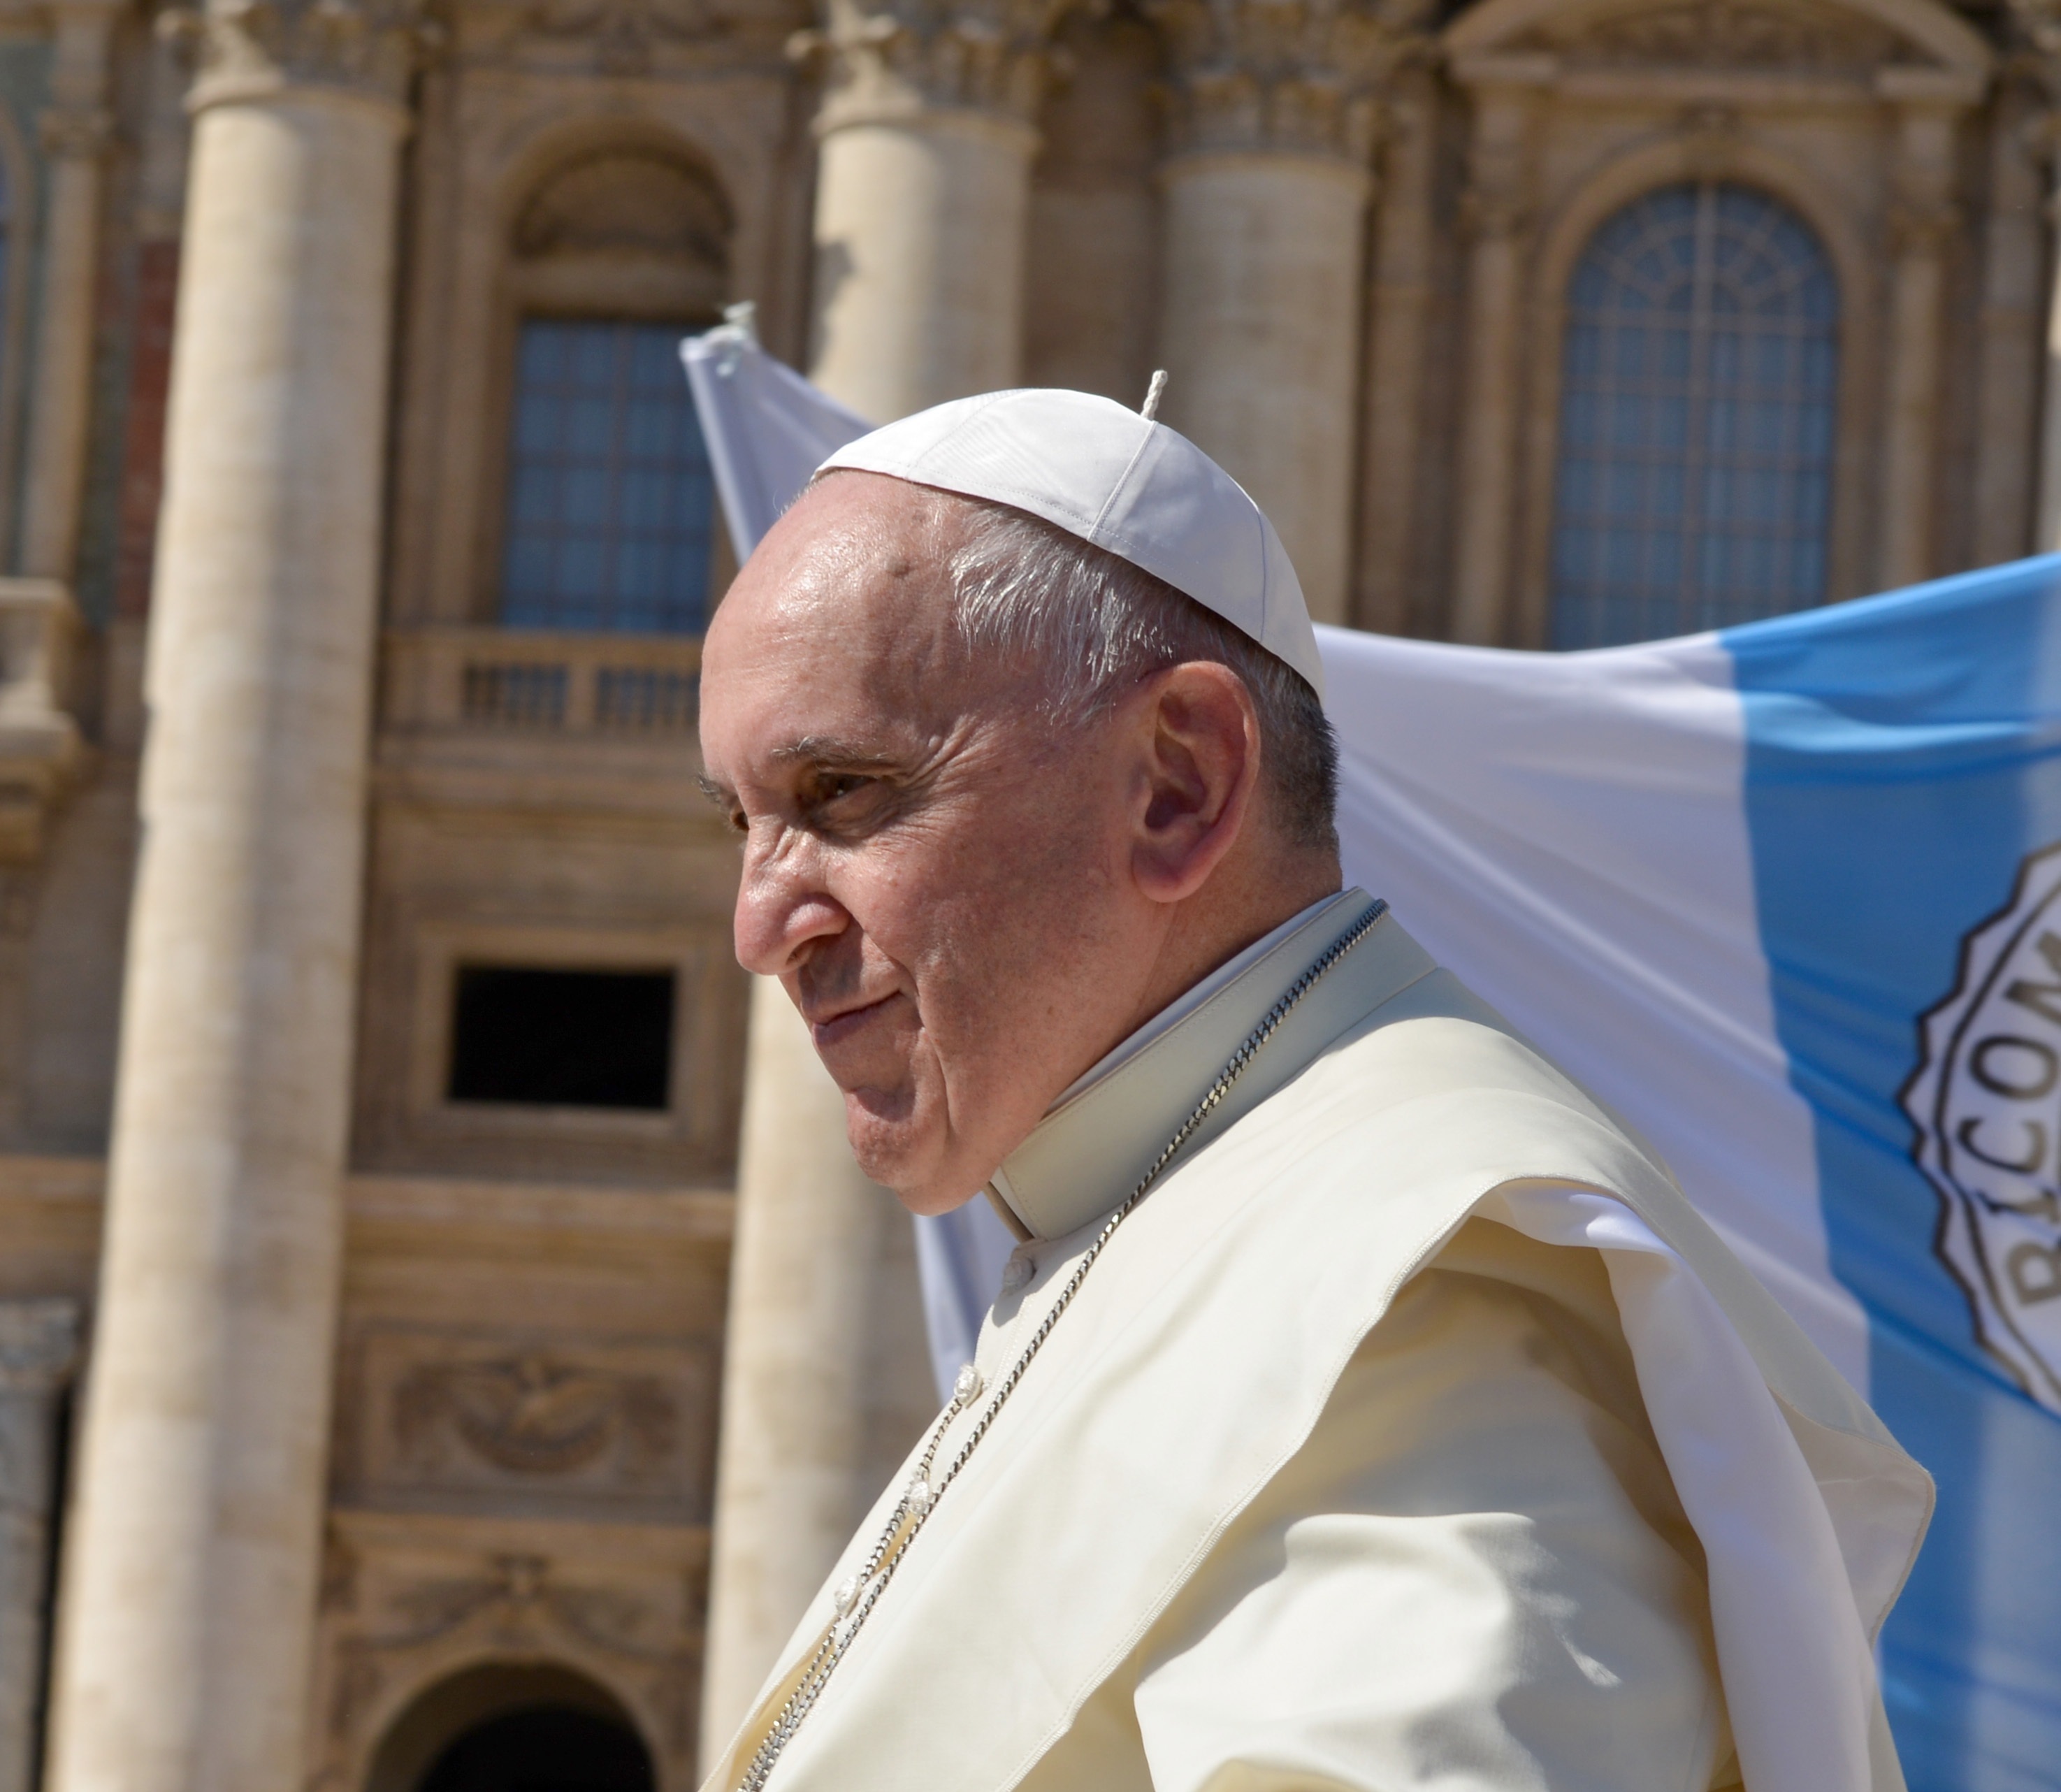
[1517,0,1902,68]
[1444,0,1994,77]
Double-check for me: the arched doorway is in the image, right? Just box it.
[366,1663,656,1792]
[1549,180,1840,649]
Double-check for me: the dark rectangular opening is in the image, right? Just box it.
[447,964,676,1111]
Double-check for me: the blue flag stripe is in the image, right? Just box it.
[1727,556,2061,1792]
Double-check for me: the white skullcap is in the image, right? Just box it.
[816,389,1324,698]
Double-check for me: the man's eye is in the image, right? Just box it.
[817,773,872,803]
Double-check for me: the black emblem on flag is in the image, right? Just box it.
[1905,841,2061,1412]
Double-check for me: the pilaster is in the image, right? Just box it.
[1355,64,1436,634]
[1448,52,1552,645]
[1877,67,1980,589]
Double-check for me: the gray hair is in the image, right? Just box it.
[944,498,1339,853]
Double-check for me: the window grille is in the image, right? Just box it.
[500,319,716,635]
[1549,182,1838,650]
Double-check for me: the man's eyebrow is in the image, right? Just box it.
[694,774,731,809]
[767,736,899,770]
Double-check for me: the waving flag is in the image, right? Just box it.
[683,328,2061,1792]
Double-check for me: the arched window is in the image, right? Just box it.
[498,148,731,637]
[1549,181,1838,649]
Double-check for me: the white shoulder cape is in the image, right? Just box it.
[707,902,1932,1792]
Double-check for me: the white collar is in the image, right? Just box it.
[985,890,1381,1241]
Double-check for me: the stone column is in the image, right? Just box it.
[1447,55,1549,646]
[1150,0,1418,626]
[804,0,1061,421]
[41,9,417,1792]
[700,980,899,1757]
[0,1300,78,1792]
[1878,72,1976,589]
[20,0,120,582]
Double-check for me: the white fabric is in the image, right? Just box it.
[680,324,869,557]
[1480,1183,1878,1789]
[817,388,1325,695]
[1021,1213,1731,1792]
[1315,625,1866,1392]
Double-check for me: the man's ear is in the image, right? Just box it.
[1127,661,1261,904]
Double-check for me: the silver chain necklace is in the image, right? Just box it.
[735,900,1386,1792]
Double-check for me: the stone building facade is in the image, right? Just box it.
[0,0,2052,1784]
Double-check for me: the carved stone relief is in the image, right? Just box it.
[347,1329,717,1519]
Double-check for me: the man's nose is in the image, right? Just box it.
[732,829,848,977]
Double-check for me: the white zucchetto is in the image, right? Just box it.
[816,388,1324,698]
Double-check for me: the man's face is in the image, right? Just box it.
[699,474,1162,1213]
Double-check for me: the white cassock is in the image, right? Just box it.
[702,890,1933,1792]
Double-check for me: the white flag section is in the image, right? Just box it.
[681,328,2061,1792]
[1322,627,1865,1380]
[684,316,870,555]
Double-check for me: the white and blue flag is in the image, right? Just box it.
[683,328,2061,1791]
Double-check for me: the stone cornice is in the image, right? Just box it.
[793,0,1073,131]
[161,0,441,114]
[1148,0,1433,164]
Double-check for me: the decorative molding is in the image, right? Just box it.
[1148,0,1432,163]
[326,1549,700,1735]
[158,0,442,113]
[512,148,732,267]
[309,1518,708,1791]
[792,0,1076,132]
[516,0,724,73]
[0,1298,79,1396]
[1524,0,1907,71]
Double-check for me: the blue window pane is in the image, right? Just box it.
[1549,182,1839,649]
[497,317,716,635]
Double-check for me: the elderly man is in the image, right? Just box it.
[695,390,1931,1792]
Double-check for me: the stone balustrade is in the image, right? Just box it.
[380,628,704,737]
